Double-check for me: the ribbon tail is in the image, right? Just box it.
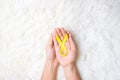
[63,34,68,44]
[56,35,62,44]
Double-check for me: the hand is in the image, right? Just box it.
[41,33,59,80]
[42,28,81,80]
[46,33,59,66]
[53,28,77,68]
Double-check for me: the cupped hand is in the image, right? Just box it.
[53,28,77,68]
[46,33,59,66]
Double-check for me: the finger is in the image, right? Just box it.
[68,31,76,50]
[53,30,58,47]
[56,28,63,40]
[66,42,71,50]
[66,30,70,43]
[61,27,67,37]
[47,33,53,47]
[49,33,54,47]
[66,31,71,37]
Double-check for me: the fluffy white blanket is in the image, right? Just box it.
[0,0,120,80]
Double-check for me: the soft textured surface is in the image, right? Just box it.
[0,0,120,80]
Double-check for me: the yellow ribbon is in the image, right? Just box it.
[56,34,68,57]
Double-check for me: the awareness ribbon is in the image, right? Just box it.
[56,34,68,56]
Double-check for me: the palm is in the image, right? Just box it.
[53,28,77,67]
[56,46,76,67]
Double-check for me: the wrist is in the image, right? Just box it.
[63,63,76,72]
[45,60,58,69]
[63,63,81,80]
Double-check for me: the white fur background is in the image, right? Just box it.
[0,0,120,80]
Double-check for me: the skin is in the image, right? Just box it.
[53,28,77,67]
[41,28,81,80]
[41,33,59,80]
